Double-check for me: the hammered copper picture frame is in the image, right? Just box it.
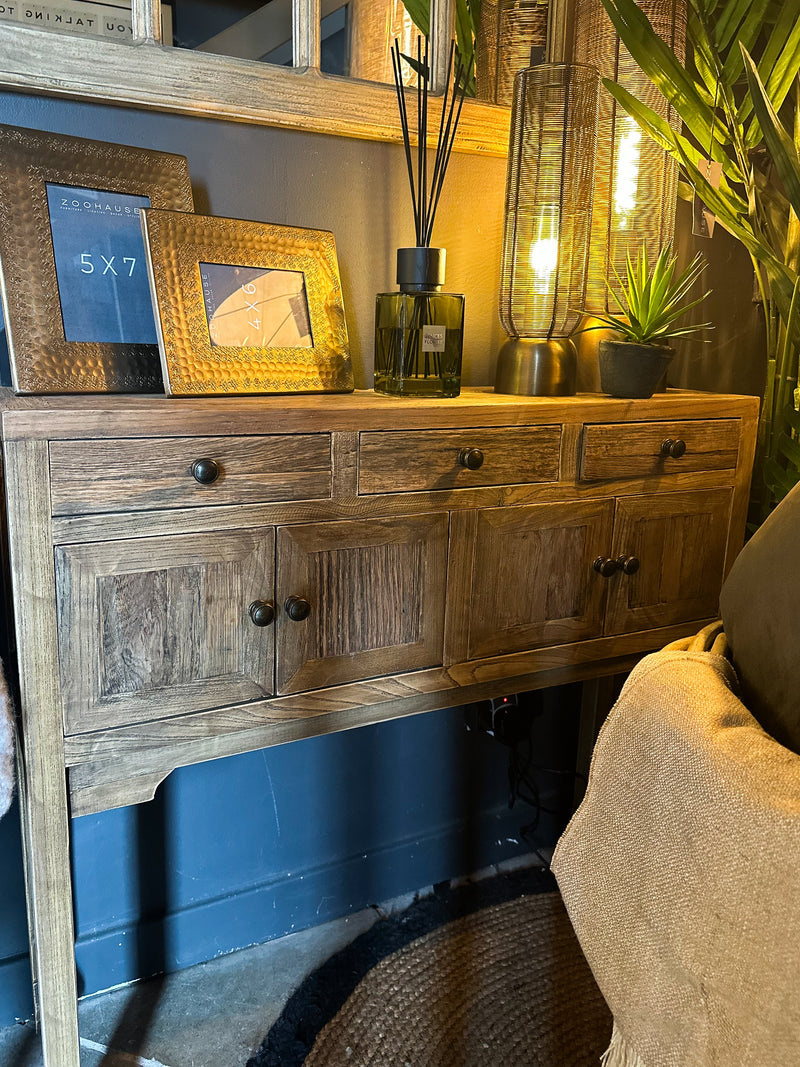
[141,209,353,396]
[0,124,194,394]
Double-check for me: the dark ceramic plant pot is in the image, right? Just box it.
[598,339,674,399]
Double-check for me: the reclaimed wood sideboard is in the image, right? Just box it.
[0,387,758,1067]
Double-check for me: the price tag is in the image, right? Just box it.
[693,159,723,238]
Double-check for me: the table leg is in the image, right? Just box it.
[5,439,81,1067]
[19,750,80,1067]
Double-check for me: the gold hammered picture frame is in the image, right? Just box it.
[141,209,354,396]
[0,123,194,394]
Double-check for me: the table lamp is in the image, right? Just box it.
[495,63,600,396]
[572,0,686,314]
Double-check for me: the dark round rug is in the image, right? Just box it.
[247,867,612,1066]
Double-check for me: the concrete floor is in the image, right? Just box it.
[0,855,542,1067]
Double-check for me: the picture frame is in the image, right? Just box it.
[141,209,354,396]
[0,124,194,394]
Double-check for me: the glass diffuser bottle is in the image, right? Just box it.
[374,36,469,398]
[374,246,464,397]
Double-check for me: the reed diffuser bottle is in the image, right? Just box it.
[374,38,468,398]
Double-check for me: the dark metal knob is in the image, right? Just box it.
[593,556,619,578]
[616,555,641,575]
[191,457,220,484]
[249,600,276,627]
[458,447,484,471]
[284,595,311,622]
[660,438,686,459]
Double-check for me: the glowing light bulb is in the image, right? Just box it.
[613,116,642,227]
[528,206,559,289]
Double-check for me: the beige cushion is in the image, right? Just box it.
[720,480,800,753]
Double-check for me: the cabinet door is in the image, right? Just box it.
[276,514,448,694]
[604,488,732,635]
[468,500,615,660]
[56,530,275,733]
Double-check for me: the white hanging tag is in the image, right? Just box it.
[693,159,723,238]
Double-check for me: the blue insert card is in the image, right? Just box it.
[46,183,156,344]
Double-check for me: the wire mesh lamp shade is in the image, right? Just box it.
[573,0,686,313]
[495,63,600,395]
[475,0,549,106]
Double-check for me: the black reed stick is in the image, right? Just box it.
[426,40,455,237]
[391,40,418,233]
[426,51,473,246]
[391,35,469,248]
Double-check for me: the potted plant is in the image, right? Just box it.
[599,0,800,519]
[586,244,712,398]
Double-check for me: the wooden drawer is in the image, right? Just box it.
[580,419,741,482]
[49,434,332,515]
[358,426,561,494]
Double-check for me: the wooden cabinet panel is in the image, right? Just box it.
[55,530,275,732]
[358,426,561,494]
[275,514,448,694]
[468,500,615,659]
[49,434,332,514]
[581,419,740,481]
[604,489,732,635]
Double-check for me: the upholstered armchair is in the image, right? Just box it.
[553,481,800,1067]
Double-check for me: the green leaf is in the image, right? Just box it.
[688,18,721,100]
[584,243,712,344]
[778,434,800,468]
[455,2,473,64]
[741,48,800,220]
[718,0,771,85]
[601,78,738,187]
[764,457,800,497]
[708,0,756,52]
[745,28,800,145]
[760,16,800,119]
[399,0,430,35]
[740,0,800,132]
[601,0,719,135]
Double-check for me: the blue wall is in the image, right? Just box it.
[0,89,580,1024]
[1,696,580,1023]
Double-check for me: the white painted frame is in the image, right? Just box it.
[0,0,571,157]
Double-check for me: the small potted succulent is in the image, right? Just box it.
[586,245,713,398]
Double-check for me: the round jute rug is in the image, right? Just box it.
[250,870,611,1066]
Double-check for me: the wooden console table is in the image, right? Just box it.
[0,387,758,1067]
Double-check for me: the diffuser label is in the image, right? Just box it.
[422,326,446,352]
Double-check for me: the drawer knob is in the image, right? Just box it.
[593,556,619,578]
[249,600,276,627]
[284,595,312,622]
[616,555,641,575]
[660,438,686,459]
[192,457,221,484]
[458,447,484,470]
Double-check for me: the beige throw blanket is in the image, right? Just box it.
[552,624,800,1067]
[0,657,14,819]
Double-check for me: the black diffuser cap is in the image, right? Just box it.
[397,246,446,292]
